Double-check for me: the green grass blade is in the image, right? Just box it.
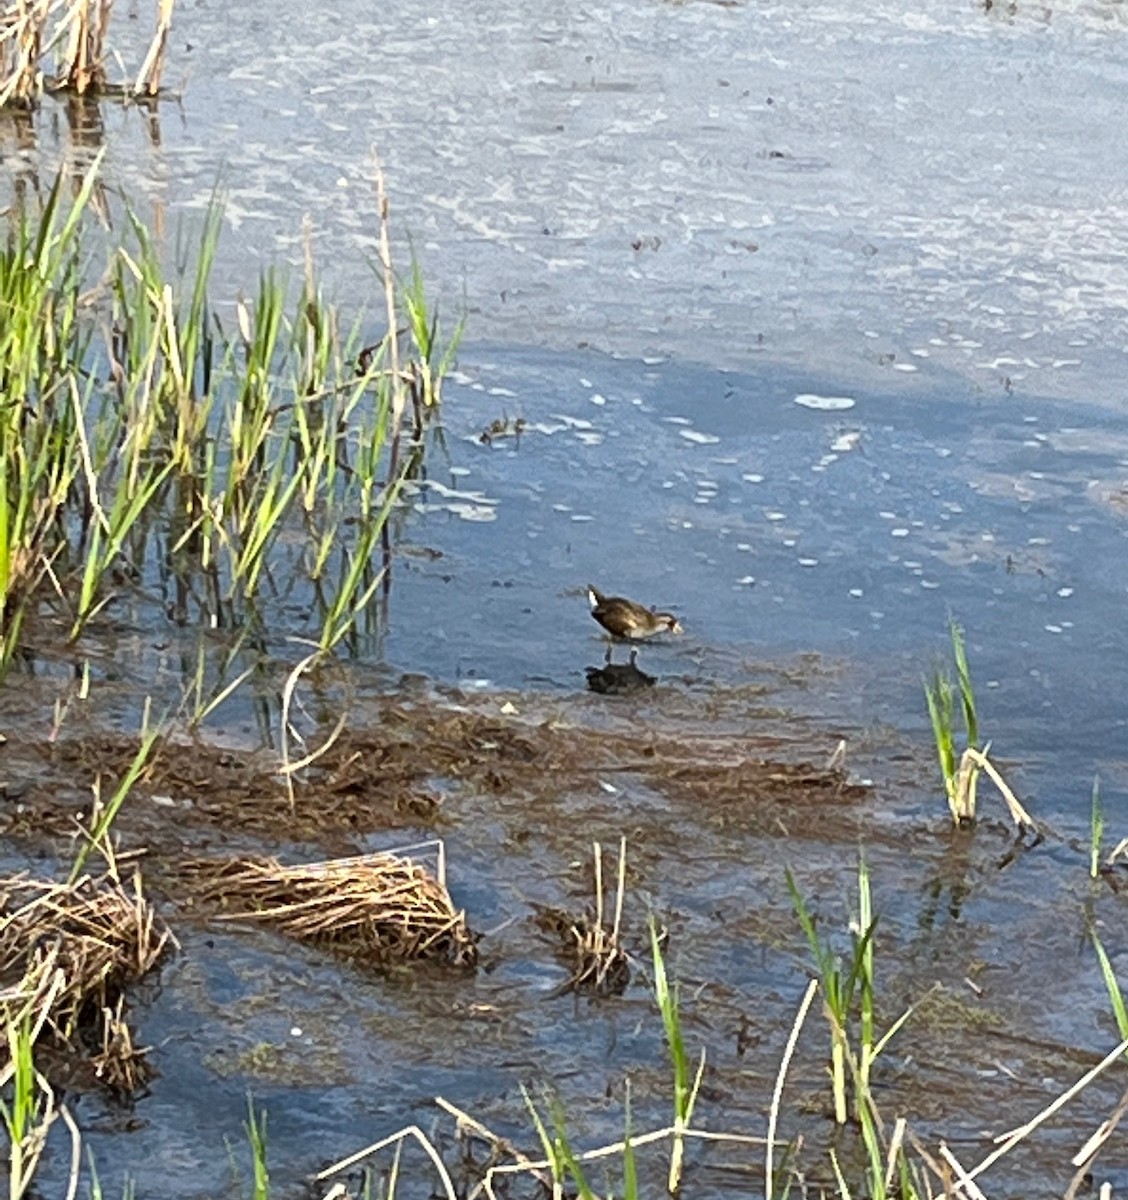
[69,701,163,882]
[1091,775,1104,880]
[1092,928,1128,1041]
[622,1082,638,1200]
[244,1094,270,1200]
[923,670,958,812]
[950,617,979,747]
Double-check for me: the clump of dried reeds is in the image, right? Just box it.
[181,845,478,968]
[0,867,173,1093]
[533,838,632,997]
[0,0,174,109]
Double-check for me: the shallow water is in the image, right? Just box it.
[390,346,1128,826]
[6,0,1128,1195]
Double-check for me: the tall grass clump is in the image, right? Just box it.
[786,859,924,1196]
[401,247,465,419]
[786,860,914,1124]
[0,162,103,675]
[0,996,84,1200]
[0,160,461,694]
[221,1095,271,1200]
[1,1017,49,1200]
[516,920,706,1199]
[245,1096,270,1200]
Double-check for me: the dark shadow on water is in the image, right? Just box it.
[585,647,657,695]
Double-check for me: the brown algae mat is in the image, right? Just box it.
[0,692,868,855]
[2,685,1124,1193]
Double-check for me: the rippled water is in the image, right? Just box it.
[9,0,1128,399]
[7,0,1128,817]
[393,346,1128,813]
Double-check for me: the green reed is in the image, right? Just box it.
[517,923,698,1200]
[68,698,163,883]
[401,249,465,414]
[0,161,102,672]
[245,1096,270,1200]
[87,1152,137,1200]
[0,1016,42,1200]
[1090,776,1104,880]
[787,866,862,1125]
[0,161,460,694]
[523,1085,601,1200]
[1090,926,1128,1043]
[786,859,926,1197]
[787,859,912,1128]
[924,618,981,824]
[650,917,704,1194]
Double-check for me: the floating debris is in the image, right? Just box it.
[794,393,856,411]
[533,840,632,997]
[180,847,478,968]
[0,868,174,1094]
[479,415,526,445]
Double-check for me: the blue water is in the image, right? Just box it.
[388,345,1128,824]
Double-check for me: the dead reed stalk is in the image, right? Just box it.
[533,837,632,996]
[0,0,51,107]
[56,0,109,94]
[0,0,175,107]
[132,0,173,96]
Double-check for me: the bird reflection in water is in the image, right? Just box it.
[585,647,657,695]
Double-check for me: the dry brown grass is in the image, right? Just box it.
[0,865,173,1093]
[533,839,632,996]
[180,845,479,968]
[0,0,174,108]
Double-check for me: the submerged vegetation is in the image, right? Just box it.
[4,681,1128,1197]
[302,853,1128,1200]
[0,384,1126,1196]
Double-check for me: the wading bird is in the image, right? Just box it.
[587,585,682,641]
